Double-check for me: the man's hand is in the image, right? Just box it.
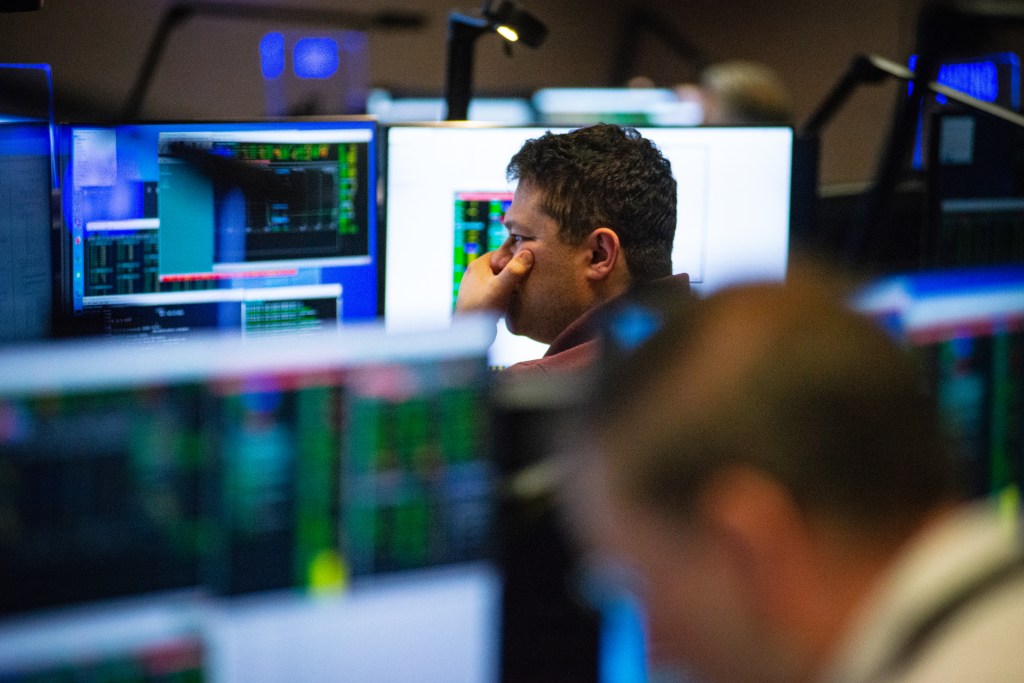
[455,249,533,314]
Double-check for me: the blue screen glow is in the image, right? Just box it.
[260,32,286,80]
[294,37,339,79]
[908,53,1020,106]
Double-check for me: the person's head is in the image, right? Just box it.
[686,60,794,126]
[565,270,959,682]
[495,124,676,343]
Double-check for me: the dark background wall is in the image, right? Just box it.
[0,0,962,185]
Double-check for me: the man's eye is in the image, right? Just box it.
[508,234,524,246]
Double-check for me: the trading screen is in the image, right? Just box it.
[58,120,378,340]
[0,322,500,682]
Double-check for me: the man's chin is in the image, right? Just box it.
[503,314,523,337]
[503,314,539,342]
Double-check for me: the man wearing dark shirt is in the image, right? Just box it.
[454,124,686,375]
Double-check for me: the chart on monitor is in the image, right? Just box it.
[56,119,379,340]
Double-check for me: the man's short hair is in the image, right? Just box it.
[507,124,677,285]
[586,274,959,541]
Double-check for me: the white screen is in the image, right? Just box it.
[384,125,793,367]
[0,564,501,683]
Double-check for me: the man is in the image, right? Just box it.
[564,271,1024,683]
[674,60,794,126]
[454,123,684,374]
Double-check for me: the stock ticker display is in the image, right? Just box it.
[0,357,493,613]
[0,385,207,614]
[452,192,512,307]
[183,138,368,265]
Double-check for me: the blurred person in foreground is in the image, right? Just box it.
[563,269,1024,683]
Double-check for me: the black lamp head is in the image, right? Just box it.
[482,0,547,48]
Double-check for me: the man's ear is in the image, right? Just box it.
[697,467,815,625]
[585,227,621,281]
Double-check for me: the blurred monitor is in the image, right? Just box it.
[383,124,793,368]
[926,108,1024,267]
[54,119,379,340]
[854,264,1024,510]
[532,88,702,126]
[0,120,53,342]
[0,319,500,682]
[366,88,536,124]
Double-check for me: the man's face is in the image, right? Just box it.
[494,179,593,344]
[576,463,778,683]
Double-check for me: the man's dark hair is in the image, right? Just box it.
[507,124,677,285]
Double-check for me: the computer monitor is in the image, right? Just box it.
[366,88,536,124]
[531,88,702,126]
[909,52,1020,169]
[0,120,53,342]
[54,119,379,339]
[0,319,501,682]
[854,264,1024,509]
[383,124,793,368]
[926,108,1024,267]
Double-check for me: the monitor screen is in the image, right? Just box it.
[531,88,702,126]
[0,320,501,682]
[854,265,1024,507]
[0,120,53,342]
[384,124,793,368]
[55,119,379,339]
[910,52,1020,169]
[926,109,1024,267]
[366,89,536,124]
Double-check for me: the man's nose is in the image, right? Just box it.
[491,239,513,273]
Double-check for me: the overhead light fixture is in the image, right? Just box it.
[495,25,519,42]
[444,0,548,120]
[483,0,546,48]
